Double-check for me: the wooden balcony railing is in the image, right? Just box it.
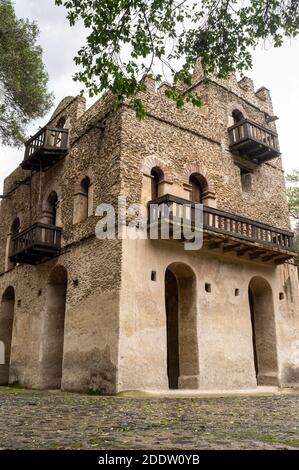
[148,195,295,263]
[228,119,280,163]
[21,126,69,171]
[10,223,62,265]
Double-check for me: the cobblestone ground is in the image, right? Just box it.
[0,388,299,450]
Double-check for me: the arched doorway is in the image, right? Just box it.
[40,266,67,389]
[0,287,15,385]
[248,277,278,386]
[165,263,199,389]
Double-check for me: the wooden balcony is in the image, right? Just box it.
[9,223,62,265]
[228,119,280,163]
[21,126,69,171]
[148,195,295,264]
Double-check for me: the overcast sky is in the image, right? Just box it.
[0,0,298,192]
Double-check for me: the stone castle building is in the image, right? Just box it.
[0,62,298,394]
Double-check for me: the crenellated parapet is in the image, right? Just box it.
[188,59,275,116]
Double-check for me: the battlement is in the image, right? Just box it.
[186,60,275,116]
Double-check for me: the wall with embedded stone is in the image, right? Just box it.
[0,94,123,393]
[0,62,298,393]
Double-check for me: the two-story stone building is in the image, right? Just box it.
[0,62,298,393]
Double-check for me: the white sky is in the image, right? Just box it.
[0,0,298,193]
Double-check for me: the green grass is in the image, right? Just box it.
[256,434,299,447]
[0,385,28,394]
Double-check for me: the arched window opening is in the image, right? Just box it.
[81,176,90,198]
[151,167,164,200]
[189,173,209,204]
[80,176,91,220]
[45,191,58,226]
[0,286,15,385]
[57,116,66,128]
[232,109,244,124]
[189,174,203,203]
[11,218,20,236]
[73,176,92,224]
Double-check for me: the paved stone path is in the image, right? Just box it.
[0,387,299,450]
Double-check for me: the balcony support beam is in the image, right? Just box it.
[147,195,295,265]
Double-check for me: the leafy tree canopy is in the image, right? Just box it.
[0,0,53,146]
[55,0,299,117]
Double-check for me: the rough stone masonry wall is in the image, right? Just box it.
[0,94,124,393]
[119,67,290,231]
[117,67,299,391]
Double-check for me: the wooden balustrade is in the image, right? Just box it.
[10,223,62,265]
[228,119,280,163]
[148,195,295,263]
[21,126,69,171]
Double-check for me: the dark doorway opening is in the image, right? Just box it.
[165,269,179,389]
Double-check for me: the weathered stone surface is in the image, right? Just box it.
[0,65,298,393]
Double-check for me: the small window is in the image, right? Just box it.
[205,283,212,293]
[235,288,240,297]
[151,271,157,281]
[240,169,252,192]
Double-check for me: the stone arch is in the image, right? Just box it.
[73,171,94,223]
[0,286,15,384]
[232,109,245,124]
[164,262,199,389]
[227,101,247,127]
[248,276,278,386]
[40,265,67,389]
[74,169,94,194]
[142,156,173,183]
[182,164,215,192]
[182,164,216,205]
